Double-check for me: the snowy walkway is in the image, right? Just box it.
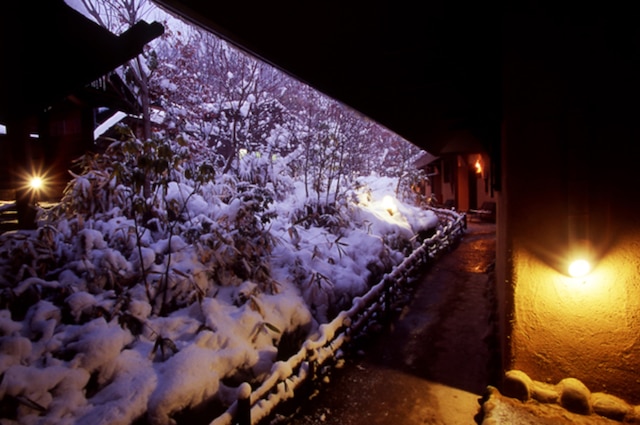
[277,221,498,425]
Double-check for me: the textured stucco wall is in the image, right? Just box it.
[511,233,640,403]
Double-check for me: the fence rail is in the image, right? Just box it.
[210,207,467,425]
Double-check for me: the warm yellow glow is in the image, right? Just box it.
[568,259,591,278]
[474,157,483,175]
[29,176,44,190]
[512,242,640,393]
[382,195,396,215]
[21,170,51,198]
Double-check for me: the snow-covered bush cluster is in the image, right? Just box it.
[0,129,438,424]
[0,3,440,423]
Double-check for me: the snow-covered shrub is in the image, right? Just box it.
[0,118,438,424]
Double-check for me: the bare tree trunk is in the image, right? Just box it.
[137,56,152,141]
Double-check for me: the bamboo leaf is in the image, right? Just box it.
[15,395,46,412]
[263,322,281,334]
[249,296,264,316]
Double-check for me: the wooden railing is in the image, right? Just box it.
[210,207,466,425]
[0,201,18,234]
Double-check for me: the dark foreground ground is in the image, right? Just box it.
[273,220,499,425]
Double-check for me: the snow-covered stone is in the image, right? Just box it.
[558,377,591,415]
[624,404,640,423]
[503,369,533,401]
[531,380,559,404]
[591,391,630,421]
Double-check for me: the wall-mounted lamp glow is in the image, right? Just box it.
[566,132,592,279]
[568,258,591,278]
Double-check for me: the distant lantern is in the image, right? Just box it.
[474,157,483,175]
[23,171,50,201]
[29,176,44,191]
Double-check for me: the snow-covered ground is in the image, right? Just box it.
[0,173,439,425]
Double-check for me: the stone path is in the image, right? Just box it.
[276,221,499,425]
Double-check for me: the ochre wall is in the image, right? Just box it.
[510,234,640,402]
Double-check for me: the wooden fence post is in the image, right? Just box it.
[307,347,316,379]
[235,382,252,425]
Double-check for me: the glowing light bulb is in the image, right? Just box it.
[474,158,483,174]
[29,176,43,190]
[568,259,591,278]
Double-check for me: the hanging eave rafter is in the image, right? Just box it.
[0,0,164,122]
[150,0,501,157]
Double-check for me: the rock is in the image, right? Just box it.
[558,377,591,415]
[624,405,640,423]
[479,386,502,425]
[531,380,559,404]
[591,392,630,421]
[503,370,532,401]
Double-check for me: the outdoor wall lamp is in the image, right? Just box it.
[566,130,592,280]
[565,237,593,280]
[568,258,591,278]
